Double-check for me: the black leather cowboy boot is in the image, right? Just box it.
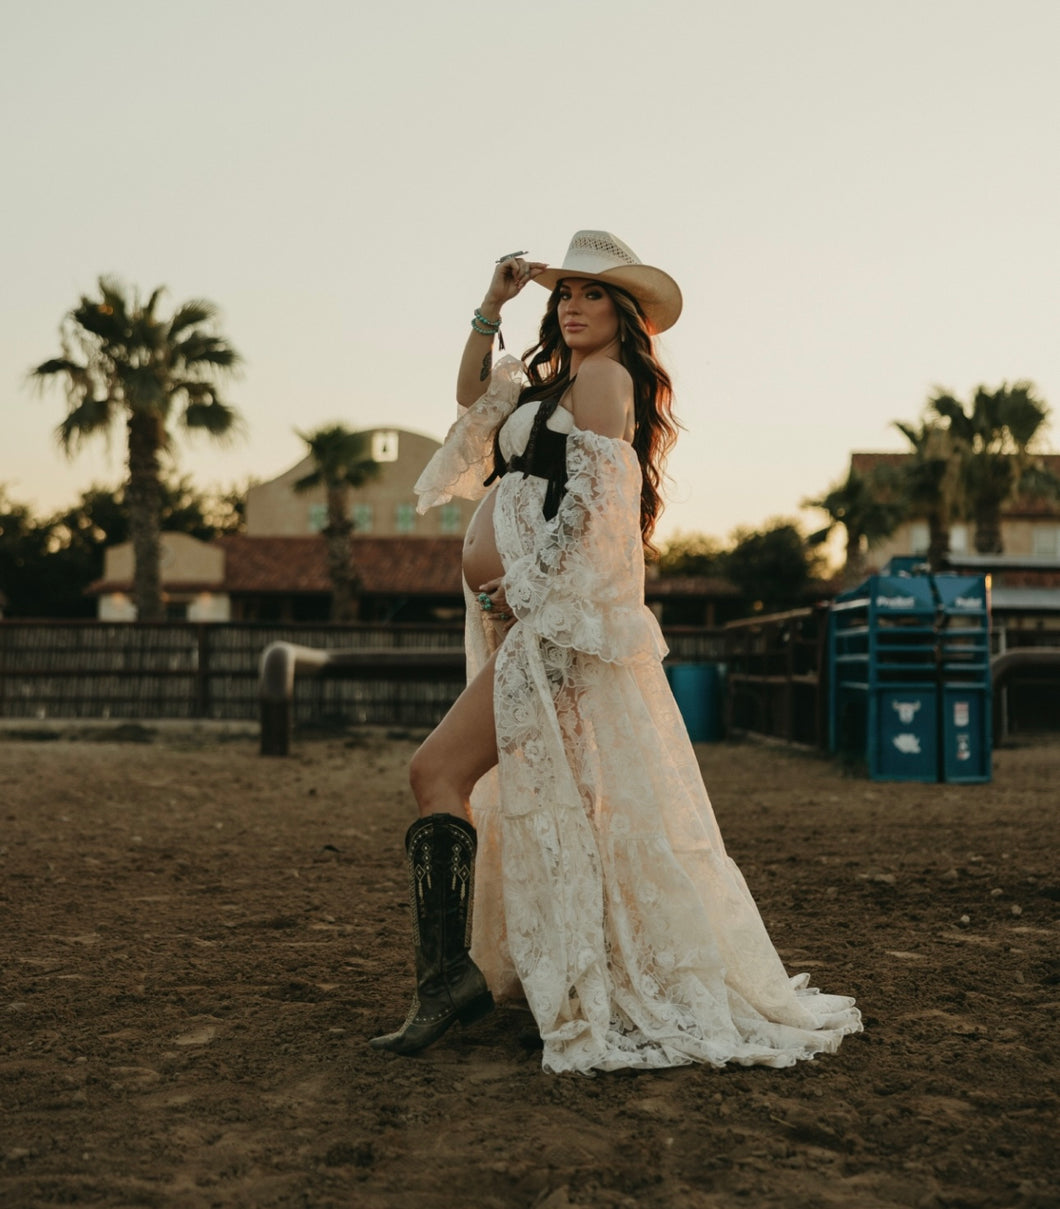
[370,813,493,1054]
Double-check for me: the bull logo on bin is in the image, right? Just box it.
[892,700,921,724]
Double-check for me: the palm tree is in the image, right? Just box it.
[929,382,1057,554]
[893,419,963,571]
[804,465,906,586]
[293,425,380,622]
[31,276,241,621]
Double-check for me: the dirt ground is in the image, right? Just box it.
[1,724,1057,1209]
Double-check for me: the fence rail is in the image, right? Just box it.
[0,621,726,729]
[723,607,829,746]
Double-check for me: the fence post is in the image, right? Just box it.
[195,625,211,718]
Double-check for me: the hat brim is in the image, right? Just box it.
[533,264,682,334]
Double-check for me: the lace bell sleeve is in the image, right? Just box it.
[414,355,527,513]
[503,428,668,665]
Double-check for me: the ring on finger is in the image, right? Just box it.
[477,592,493,612]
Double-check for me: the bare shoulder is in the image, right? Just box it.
[576,356,633,392]
[570,357,634,439]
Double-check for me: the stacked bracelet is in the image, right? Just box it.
[471,308,502,337]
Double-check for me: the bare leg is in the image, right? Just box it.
[409,649,499,819]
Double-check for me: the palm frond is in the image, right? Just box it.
[118,364,168,412]
[894,421,921,449]
[1002,386,1049,450]
[297,425,379,476]
[93,277,132,337]
[72,297,126,345]
[33,279,244,476]
[173,331,241,372]
[293,470,324,493]
[182,398,241,441]
[188,344,241,371]
[929,392,973,443]
[168,300,217,339]
[55,397,114,453]
[143,286,166,322]
[32,356,85,381]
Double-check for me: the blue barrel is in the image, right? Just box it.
[669,663,723,742]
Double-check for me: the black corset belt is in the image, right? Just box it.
[483,397,569,521]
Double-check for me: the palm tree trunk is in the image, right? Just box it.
[973,501,1004,554]
[126,412,164,621]
[927,510,950,572]
[325,531,357,621]
[324,487,358,622]
[842,530,866,587]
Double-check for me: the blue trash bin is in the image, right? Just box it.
[669,663,723,742]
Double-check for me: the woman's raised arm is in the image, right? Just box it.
[455,255,547,407]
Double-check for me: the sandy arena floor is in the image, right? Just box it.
[1,727,1058,1209]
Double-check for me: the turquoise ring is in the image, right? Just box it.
[477,592,493,612]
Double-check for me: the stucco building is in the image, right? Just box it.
[850,451,1060,631]
[92,426,476,622]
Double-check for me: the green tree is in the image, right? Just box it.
[0,477,251,618]
[31,277,242,620]
[893,419,962,571]
[929,381,1057,554]
[293,425,380,622]
[657,531,725,578]
[0,488,57,617]
[725,520,819,613]
[50,475,249,609]
[804,465,906,586]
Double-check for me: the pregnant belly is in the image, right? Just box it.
[462,487,505,590]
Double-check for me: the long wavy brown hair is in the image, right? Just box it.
[516,281,679,553]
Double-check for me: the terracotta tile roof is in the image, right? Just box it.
[90,536,467,597]
[89,579,225,594]
[988,569,1060,589]
[849,452,1060,518]
[645,576,740,598]
[89,533,750,603]
[218,536,466,596]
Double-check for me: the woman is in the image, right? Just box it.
[371,231,861,1073]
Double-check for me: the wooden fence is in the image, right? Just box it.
[0,621,726,729]
[723,607,829,747]
[721,608,1060,749]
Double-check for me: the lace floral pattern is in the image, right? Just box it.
[498,428,667,665]
[413,355,526,513]
[420,363,862,1074]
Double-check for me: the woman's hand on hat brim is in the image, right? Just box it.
[483,258,549,311]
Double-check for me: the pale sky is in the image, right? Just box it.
[3,0,1058,550]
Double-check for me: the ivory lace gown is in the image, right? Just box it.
[415,358,862,1074]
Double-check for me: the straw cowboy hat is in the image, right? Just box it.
[533,230,682,333]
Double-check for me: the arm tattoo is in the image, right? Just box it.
[479,351,492,382]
